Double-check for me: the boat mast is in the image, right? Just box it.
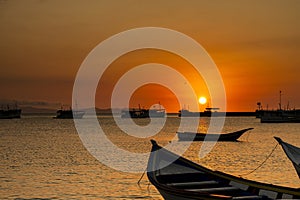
[279,90,282,110]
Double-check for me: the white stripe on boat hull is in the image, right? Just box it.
[259,189,277,199]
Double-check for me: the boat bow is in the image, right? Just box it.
[147,140,300,199]
[274,137,300,178]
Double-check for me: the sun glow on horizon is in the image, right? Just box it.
[198,96,207,105]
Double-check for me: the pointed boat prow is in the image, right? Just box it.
[274,136,283,144]
[150,139,158,146]
[146,139,300,199]
[274,136,300,178]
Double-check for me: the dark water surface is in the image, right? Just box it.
[1,115,300,199]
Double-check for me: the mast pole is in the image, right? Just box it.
[279,90,282,110]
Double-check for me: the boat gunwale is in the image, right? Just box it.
[147,140,300,199]
[147,143,232,199]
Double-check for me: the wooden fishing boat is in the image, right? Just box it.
[274,137,300,178]
[177,128,253,142]
[54,109,85,119]
[147,140,300,199]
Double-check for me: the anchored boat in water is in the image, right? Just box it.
[177,128,253,142]
[259,110,300,123]
[54,108,85,119]
[121,108,150,118]
[178,107,220,117]
[0,105,21,119]
[256,91,300,123]
[147,140,300,199]
[121,104,165,118]
[274,137,300,178]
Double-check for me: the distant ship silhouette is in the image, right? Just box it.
[54,106,85,119]
[0,104,21,119]
[121,104,165,118]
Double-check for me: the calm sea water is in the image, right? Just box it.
[1,115,300,199]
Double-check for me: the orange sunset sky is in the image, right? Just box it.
[1,0,300,112]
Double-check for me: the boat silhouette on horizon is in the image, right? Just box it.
[54,106,85,119]
[177,128,253,142]
[0,105,21,119]
[121,104,165,118]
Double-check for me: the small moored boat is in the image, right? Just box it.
[177,128,253,142]
[147,140,300,199]
[0,104,21,119]
[54,108,85,119]
[0,108,21,119]
[260,110,300,123]
[274,137,300,178]
[121,104,165,118]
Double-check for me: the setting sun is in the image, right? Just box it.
[199,96,207,105]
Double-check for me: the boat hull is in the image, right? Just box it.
[121,109,165,118]
[55,110,85,119]
[0,109,21,119]
[275,137,300,178]
[147,140,300,199]
[177,128,253,142]
[260,110,300,123]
